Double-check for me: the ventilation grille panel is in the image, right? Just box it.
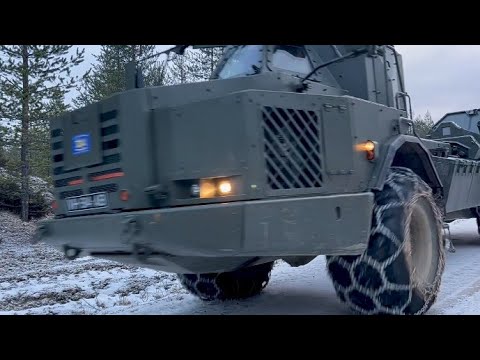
[262,106,324,190]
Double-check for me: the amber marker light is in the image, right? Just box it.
[355,140,376,160]
[200,180,217,199]
[68,179,83,186]
[120,190,129,201]
[92,172,124,181]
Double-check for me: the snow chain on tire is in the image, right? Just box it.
[327,167,445,315]
[178,261,274,301]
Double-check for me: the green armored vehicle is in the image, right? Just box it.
[37,45,473,315]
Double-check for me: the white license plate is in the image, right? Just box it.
[66,192,108,212]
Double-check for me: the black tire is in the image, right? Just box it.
[327,167,445,315]
[178,261,274,301]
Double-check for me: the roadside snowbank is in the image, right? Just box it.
[0,211,187,314]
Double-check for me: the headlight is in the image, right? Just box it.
[190,177,235,198]
[218,181,232,195]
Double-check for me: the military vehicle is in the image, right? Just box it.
[36,45,475,315]
[426,108,480,230]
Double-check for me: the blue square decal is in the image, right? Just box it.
[72,134,91,156]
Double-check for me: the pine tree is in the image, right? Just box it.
[74,45,169,108]
[413,110,435,137]
[29,92,69,182]
[166,50,197,85]
[0,45,85,220]
[188,47,224,82]
[144,58,170,87]
[164,47,225,85]
[0,123,8,167]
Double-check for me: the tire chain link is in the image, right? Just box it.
[178,265,273,301]
[327,167,445,315]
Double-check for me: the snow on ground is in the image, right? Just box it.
[1,211,480,315]
[428,219,480,315]
[0,211,187,315]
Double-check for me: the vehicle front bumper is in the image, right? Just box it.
[36,193,374,273]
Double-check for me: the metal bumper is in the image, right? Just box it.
[37,193,374,272]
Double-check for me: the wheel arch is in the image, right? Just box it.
[370,135,443,195]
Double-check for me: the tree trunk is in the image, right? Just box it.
[20,45,30,221]
[181,57,186,84]
[210,50,214,76]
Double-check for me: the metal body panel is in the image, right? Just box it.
[62,105,103,170]
[432,157,480,213]
[243,193,372,255]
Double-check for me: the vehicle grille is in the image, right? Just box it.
[262,106,324,190]
[60,189,83,199]
[89,183,119,194]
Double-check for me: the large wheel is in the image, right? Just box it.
[178,261,274,301]
[327,167,445,315]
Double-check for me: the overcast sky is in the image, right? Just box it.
[75,45,480,122]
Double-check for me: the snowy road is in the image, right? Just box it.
[124,219,480,315]
[1,213,479,315]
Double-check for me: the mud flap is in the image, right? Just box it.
[474,207,480,237]
[443,223,456,253]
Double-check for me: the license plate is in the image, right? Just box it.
[66,192,108,212]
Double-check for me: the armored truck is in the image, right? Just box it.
[36,45,475,315]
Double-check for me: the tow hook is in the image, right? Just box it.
[121,216,140,243]
[443,223,456,253]
[121,216,152,260]
[63,245,82,260]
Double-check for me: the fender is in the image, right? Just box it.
[369,134,443,192]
